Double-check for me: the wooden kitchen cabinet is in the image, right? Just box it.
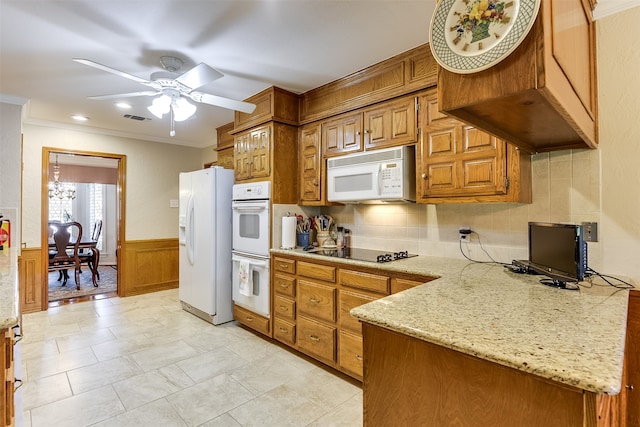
[271,253,435,380]
[234,86,299,133]
[322,111,363,157]
[621,290,640,426]
[299,122,324,205]
[233,121,298,203]
[437,0,597,153]
[233,304,270,336]
[214,122,234,170]
[417,91,532,204]
[1,327,16,427]
[363,95,417,151]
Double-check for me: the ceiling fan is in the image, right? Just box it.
[73,56,256,136]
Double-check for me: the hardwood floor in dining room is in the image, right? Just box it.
[20,289,363,426]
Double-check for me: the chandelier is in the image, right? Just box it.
[48,155,76,200]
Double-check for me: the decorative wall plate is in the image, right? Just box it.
[429,0,541,74]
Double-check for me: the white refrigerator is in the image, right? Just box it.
[179,167,234,325]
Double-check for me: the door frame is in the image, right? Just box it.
[41,147,127,307]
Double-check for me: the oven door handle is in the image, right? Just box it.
[232,201,268,210]
[232,256,268,267]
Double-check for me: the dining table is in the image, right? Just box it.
[48,236,100,286]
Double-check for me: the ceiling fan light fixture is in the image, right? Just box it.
[172,97,196,122]
[147,95,171,118]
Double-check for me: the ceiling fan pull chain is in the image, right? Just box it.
[170,107,176,137]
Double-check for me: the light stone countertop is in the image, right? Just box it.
[0,247,19,329]
[271,248,631,395]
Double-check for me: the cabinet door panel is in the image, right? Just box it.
[234,133,251,180]
[339,290,376,334]
[364,96,417,150]
[299,123,322,202]
[273,318,296,346]
[250,126,271,178]
[339,331,364,378]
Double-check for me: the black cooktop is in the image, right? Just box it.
[306,247,417,263]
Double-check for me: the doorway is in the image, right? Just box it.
[41,148,126,306]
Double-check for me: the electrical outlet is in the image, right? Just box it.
[459,226,472,241]
[582,222,598,242]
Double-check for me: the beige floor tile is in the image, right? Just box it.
[176,346,249,383]
[198,412,242,427]
[21,372,72,410]
[20,338,60,361]
[56,327,117,353]
[228,382,326,427]
[113,364,194,410]
[67,355,142,394]
[91,333,154,361]
[26,346,97,380]
[307,393,364,426]
[166,373,255,426]
[30,385,125,427]
[130,339,199,372]
[91,398,187,427]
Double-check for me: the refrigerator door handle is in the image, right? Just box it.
[186,194,195,265]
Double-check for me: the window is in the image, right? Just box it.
[88,183,104,250]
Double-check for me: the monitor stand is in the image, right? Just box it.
[539,278,579,290]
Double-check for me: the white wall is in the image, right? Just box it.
[21,124,202,247]
[0,102,24,248]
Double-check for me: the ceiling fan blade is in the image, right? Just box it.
[175,63,224,90]
[73,58,151,85]
[87,91,158,100]
[191,92,256,114]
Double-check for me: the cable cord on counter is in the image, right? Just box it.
[584,267,635,289]
[459,232,509,266]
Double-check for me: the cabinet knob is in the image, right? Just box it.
[421,173,428,180]
[364,129,369,134]
[626,384,634,390]
[313,181,319,187]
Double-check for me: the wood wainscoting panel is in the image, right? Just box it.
[121,239,178,296]
[19,248,44,313]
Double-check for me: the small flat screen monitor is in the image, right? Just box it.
[528,222,588,284]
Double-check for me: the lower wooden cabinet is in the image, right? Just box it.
[233,304,270,337]
[1,327,17,427]
[271,253,435,380]
[338,330,364,378]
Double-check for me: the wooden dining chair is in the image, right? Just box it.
[48,221,83,290]
[79,219,102,285]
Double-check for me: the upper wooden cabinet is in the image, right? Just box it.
[215,122,234,170]
[299,122,324,205]
[300,44,437,124]
[437,0,597,153]
[322,112,363,157]
[363,96,417,151]
[234,122,298,204]
[233,86,299,133]
[418,91,531,204]
[321,94,419,157]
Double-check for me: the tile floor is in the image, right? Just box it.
[19,289,363,426]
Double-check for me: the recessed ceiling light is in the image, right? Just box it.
[71,115,89,121]
[115,102,132,109]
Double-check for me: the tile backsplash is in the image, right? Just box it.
[319,149,602,268]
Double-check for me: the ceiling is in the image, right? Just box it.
[0,0,437,148]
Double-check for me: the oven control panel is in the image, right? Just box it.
[232,181,272,200]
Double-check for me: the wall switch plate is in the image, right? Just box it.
[582,222,598,242]
[170,199,179,208]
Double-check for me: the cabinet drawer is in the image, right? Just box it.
[297,316,336,363]
[391,277,430,294]
[339,290,376,334]
[339,269,389,294]
[273,257,296,274]
[339,331,364,378]
[274,295,295,320]
[233,304,270,336]
[297,261,336,282]
[298,280,336,323]
[274,273,296,297]
[273,318,296,346]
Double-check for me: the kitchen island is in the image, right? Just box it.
[346,255,631,426]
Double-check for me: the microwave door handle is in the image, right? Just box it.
[377,163,383,196]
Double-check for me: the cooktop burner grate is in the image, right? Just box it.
[307,247,417,263]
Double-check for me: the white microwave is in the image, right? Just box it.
[327,146,416,203]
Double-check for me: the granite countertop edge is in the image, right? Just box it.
[271,247,631,395]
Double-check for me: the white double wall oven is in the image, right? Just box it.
[231,181,271,318]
